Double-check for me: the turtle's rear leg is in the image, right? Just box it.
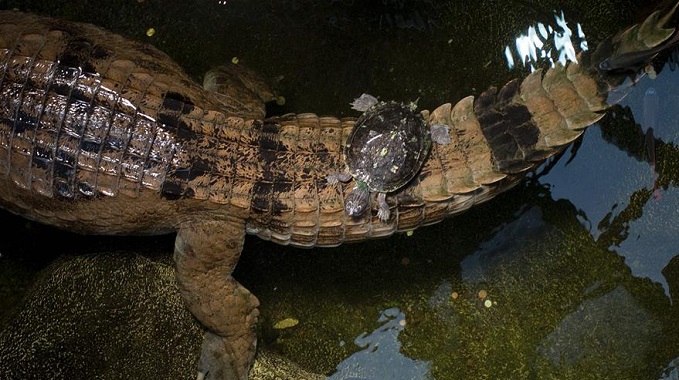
[174,219,258,380]
[431,123,451,145]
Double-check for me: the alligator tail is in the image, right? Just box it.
[425,1,679,196]
[589,1,679,80]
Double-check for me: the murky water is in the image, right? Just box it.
[1,1,678,379]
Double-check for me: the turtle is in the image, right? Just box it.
[327,94,451,221]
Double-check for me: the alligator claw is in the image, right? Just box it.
[197,331,254,380]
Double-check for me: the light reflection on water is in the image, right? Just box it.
[661,357,679,379]
[328,308,433,380]
[504,10,587,71]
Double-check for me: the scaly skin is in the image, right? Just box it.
[0,5,678,379]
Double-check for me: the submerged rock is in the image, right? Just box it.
[0,252,322,380]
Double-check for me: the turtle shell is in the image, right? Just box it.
[345,101,431,192]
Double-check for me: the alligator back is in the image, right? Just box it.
[0,11,271,234]
[0,7,676,244]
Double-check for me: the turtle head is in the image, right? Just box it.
[345,182,370,217]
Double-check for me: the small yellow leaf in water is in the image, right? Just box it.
[276,96,286,106]
[406,230,414,237]
[146,28,155,37]
[231,56,239,64]
[273,318,299,329]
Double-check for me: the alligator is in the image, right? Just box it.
[0,4,678,379]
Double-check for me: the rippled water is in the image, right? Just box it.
[1,1,678,379]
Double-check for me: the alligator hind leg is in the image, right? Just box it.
[174,219,258,380]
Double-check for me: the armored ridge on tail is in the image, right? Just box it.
[0,3,678,380]
[410,0,679,220]
[245,1,679,246]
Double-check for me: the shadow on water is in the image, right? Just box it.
[0,0,678,379]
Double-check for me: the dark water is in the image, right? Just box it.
[0,1,678,379]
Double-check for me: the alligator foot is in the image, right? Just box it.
[196,330,255,380]
[174,219,258,380]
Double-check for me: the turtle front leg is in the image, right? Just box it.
[174,219,258,380]
[376,192,390,221]
[326,171,352,185]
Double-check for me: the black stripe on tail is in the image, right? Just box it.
[474,79,540,174]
